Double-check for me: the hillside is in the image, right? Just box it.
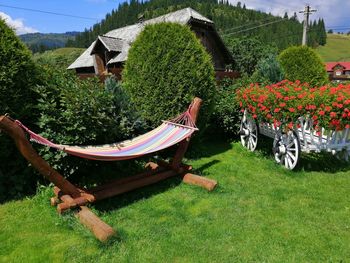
[316,34,350,62]
[33,48,85,68]
[20,32,79,53]
[69,0,326,51]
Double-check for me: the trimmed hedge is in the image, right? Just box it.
[123,22,216,127]
[278,46,328,86]
[0,19,41,202]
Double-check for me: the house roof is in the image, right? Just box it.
[68,7,215,70]
[325,62,350,71]
[91,35,125,53]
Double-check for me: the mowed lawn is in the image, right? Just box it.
[316,33,350,62]
[1,139,350,262]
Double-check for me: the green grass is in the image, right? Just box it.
[316,34,350,62]
[1,139,350,262]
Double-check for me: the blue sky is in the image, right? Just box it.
[0,0,349,34]
[0,0,125,34]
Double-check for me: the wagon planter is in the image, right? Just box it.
[237,80,350,170]
[240,110,350,169]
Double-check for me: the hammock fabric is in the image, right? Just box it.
[14,110,198,161]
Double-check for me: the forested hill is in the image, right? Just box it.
[67,0,326,51]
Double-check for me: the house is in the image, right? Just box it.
[325,62,350,82]
[68,8,235,80]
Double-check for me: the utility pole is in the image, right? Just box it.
[299,4,316,46]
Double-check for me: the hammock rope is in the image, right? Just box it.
[14,109,198,161]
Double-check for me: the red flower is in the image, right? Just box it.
[297,105,303,110]
[289,108,296,112]
[280,102,286,107]
[319,110,325,116]
[325,106,332,112]
[330,112,337,118]
[274,108,281,113]
[346,124,350,129]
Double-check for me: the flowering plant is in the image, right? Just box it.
[237,80,350,131]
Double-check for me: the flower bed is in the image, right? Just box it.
[237,80,350,131]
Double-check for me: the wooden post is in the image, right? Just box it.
[0,116,81,198]
[182,173,217,191]
[59,194,116,242]
[171,98,202,169]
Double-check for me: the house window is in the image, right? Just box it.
[335,71,342,76]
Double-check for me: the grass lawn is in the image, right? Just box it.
[1,139,350,262]
[316,34,350,62]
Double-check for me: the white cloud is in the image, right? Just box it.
[0,12,38,35]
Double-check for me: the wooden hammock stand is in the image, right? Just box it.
[0,98,217,242]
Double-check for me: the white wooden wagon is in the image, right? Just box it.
[240,110,350,169]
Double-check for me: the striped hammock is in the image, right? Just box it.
[14,110,198,161]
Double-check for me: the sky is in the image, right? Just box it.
[0,0,349,35]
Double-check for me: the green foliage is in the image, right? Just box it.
[123,23,216,127]
[278,46,329,86]
[33,48,85,68]
[0,19,41,202]
[35,70,145,179]
[211,78,241,138]
[228,37,277,75]
[253,54,285,84]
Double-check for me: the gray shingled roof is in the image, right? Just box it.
[68,7,213,70]
[93,35,125,52]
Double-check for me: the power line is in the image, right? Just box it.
[0,4,99,21]
[222,18,288,36]
[221,16,282,33]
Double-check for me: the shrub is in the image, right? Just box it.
[278,46,328,86]
[123,23,216,128]
[228,37,277,75]
[0,19,41,202]
[211,78,241,138]
[35,69,145,180]
[253,54,285,84]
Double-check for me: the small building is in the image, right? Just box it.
[68,8,235,80]
[325,62,350,82]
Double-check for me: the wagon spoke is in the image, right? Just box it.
[287,151,296,163]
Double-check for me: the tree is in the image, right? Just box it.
[278,46,328,86]
[228,37,277,75]
[328,29,333,34]
[123,23,216,127]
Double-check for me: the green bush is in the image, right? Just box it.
[227,37,277,75]
[210,78,241,138]
[0,19,41,202]
[253,54,285,84]
[123,23,216,128]
[35,69,145,180]
[278,46,328,86]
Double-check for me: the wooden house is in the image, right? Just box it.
[325,62,350,82]
[68,8,235,80]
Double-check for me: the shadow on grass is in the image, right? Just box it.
[187,138,233,159]
[255,135,350,173]
[93,157,219,214]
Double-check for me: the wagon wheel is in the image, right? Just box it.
[240,110,258,151]
[273,130,300,170]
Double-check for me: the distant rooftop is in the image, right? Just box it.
[68,7,214,69]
